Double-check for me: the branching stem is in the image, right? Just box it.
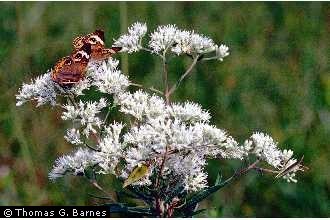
[168,55,200,96]
[130,83,163,95]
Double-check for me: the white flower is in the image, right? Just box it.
[246,132,301,182]
[94,122,124,175]
[189,32,215,54]
[64,128,82,145]
[121,115,245,191]
[149,24,179,54]
[149,25,216,56]
[169,154,208,192]
[113,22,147,53]
[61,98,108,137]
[69,78,91,96]
[61,104,78,121]
[115,90,166,121]
[171,30,192,55]
[249,132,283,168]
[88,58,130,95]
[169,101,210,123]
[16,71,57,107]
[49,148,98,180]
[215,44,230,61]
[128,22,148,37]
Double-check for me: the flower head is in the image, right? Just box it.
[49,148,98,180]
[61,98,108,137]
[149,24,179,54]
[113,22,147,53]
[64,128,83,145]
[88,58,130,95]
[16,71,57,107]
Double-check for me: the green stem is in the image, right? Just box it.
[130,83,163,95]
[119,2,129,74]
[168,55,199,96]
[162,54,170,105]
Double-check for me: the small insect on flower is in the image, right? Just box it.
[123,163,149,188]
[52,43,92,88]
[275,155,306,179]
[72,29,122,61]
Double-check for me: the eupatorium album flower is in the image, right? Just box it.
[17,22,304,213]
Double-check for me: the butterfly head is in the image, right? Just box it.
[84,29,105,47]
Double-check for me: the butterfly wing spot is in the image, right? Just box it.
[64,59,72,65]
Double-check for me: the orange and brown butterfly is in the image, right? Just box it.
[52,43,92,88]
[72,29,121,61]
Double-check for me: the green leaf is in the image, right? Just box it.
[179,176,234,212]
[214,169,222,186]
[84,167,96,180]
[103,203,154,216]
[88,193,114,201]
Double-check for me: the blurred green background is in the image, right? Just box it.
[0,2,329,217]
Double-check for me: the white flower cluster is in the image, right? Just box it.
[64,128,82,145]
[169,101,210,123]
[113,22,148,53]
[49,148,98,180]
[88,59,130,95]
[16,71,57,107]
[61,98,107,137]
[169,154,208,192]
[244,132,300,182]
[16,22,302,194]
[116,90,246,191]
[93,122,124,175]
[113,22,229,61]
[115,90,166,121]
[215,44,230,61]
[149,24,179,54]
[149,24,229,59]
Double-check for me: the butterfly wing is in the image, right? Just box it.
[93,29,105,42]
[89,47,121,61]
[52,43,91,87]
[72,36,84,49]
[52,58,88,87]
[72,30,121,61]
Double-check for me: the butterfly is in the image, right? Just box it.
[52,43,92,88]
[72,29,121,61]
